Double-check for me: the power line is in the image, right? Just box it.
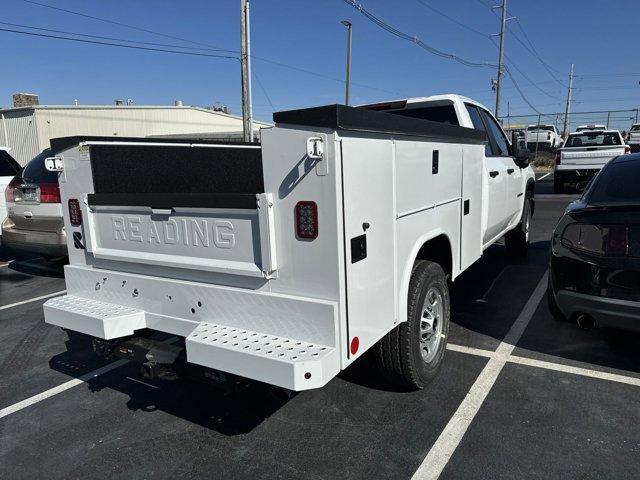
[342,0,497,68]
[0,21,236,53]
[16,2,399,96]
[0,26,239,59]
[18,0,230,51]
[412,0,490,38]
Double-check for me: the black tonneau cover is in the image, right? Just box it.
[273,104,486,144]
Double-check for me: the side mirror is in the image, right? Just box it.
[511,131,531,168]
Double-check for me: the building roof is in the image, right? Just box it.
[0,104,272,126]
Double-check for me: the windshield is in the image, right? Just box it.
[0,150,21,177]
[588,159,640,205]
[21,149,57,183]
[564,132,621,148]
[527,125,554,131]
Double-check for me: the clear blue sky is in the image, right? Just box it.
[2,0,639,125]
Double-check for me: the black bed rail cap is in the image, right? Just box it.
[49,135,258,155]
[273,104,486,144]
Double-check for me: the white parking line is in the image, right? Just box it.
[508,354,640,388]
[413,272,548,480]
[0,290,66,311]
[0,359,128,419]
[537,172,551,181]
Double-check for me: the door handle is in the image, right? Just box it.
[507,168,514,174]
[489,170,499,178]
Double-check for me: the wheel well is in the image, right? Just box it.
[415,234,452,278]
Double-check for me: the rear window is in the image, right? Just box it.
[21,149,57,183]
[588,160,640,205]
[386,105,460,126]
[565,132,622,148]
[631,125,640,131]
[0,150,21,177]
[527,125,554,131]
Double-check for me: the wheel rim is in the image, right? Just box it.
[420,287,444,364]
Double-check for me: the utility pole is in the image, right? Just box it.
[494,0,507,119]
[240,0,254,142]
[562,63,574,138]
[341,20,353,105]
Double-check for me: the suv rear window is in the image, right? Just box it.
[565,132,621,147]
[631,125,640,131]
[527,125,554,131]
[0,150,21,177]
[588,159,640,205]
[21,149,57,183]
[386,105,460,126]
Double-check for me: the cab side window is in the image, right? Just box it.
[480,109,510,156]
[465,104,491,157]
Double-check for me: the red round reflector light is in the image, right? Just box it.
[350,336,359,355]
[295,201,318,240]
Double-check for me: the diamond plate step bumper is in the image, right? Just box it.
[186,322,339,391]
[44,295,146,339]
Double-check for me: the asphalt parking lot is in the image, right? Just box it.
[2,172,640,480]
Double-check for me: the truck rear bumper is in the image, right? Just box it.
[44,265,340,390]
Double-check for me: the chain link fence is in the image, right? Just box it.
[500,109,639,167]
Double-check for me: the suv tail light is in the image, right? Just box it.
[547,132,551,140]
[39,182,60,203]
[555,151,561,165]
[624,145,631,154]
[561,223,628,256]
[295,201,318,240]
[4,176,20,203]
[68,198,82,226]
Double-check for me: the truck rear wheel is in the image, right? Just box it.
[505,193,532,257]
[375,260,450,390]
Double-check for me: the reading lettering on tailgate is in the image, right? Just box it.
[111,215,236,249]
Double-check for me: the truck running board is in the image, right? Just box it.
[186,322,337,391]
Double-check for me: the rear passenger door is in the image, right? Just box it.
[465,104,507,244]
[479,109,523,227]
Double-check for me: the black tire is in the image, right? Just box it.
[547,276,566,322]
[374,260,450,390]
[553,175,564,194]
[505,193,532,257]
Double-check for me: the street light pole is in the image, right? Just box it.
[341,20,352,106]
[494,0,507,119]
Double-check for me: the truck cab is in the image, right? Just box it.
[360,94,536,250]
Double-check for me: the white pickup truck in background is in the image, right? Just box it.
[628,123,640,151]
[43,95,534,393]
[525,124,562,149]
[554,129,629,193]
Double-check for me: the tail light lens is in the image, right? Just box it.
[547,132,551,140]
[4,176,20,203]
[295,201,318,240]
[68,198,82,226]
[39,182,60,203]
[555,151,561,165]
[561,223,628,256]
[624,145,631,154]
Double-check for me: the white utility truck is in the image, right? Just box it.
[628,123,640,150]
[43,96,535,391]
[554,129,629,193]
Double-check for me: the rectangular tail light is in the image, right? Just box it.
[68,198,82,226]
[39,182,61,203]
[295,201,318,240]
[4,177,20,203]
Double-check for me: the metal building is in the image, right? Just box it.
[0,105,270,166]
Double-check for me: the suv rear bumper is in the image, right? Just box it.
[44,265,341,391]
[1,218,67,256]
